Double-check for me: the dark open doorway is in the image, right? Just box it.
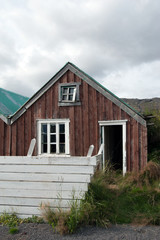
[104,125,122,170]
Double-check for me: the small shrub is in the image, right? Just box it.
[0,212,20,234]
[9,227,19,234]
[122,161,160,189]
[40,203,58,225]
[148,148,160,163]
[0,212,45,235]
[140,161,160,183]
[22,215,44,224]
[0,212,20,228]
[41,198,86,235]
[145,110,160,159]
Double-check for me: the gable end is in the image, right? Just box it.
[6,62,146,127]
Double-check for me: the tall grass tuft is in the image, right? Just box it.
[40,194,110,234]
[123,161,160,188]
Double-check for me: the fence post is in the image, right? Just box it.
[97,144,104,170]
[27,138,36,157]
[87,145,94,157]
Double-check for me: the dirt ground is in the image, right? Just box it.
[0,223,160,240]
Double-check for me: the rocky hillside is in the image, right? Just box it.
[121,98,160,115]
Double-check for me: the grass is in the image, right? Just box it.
[40,161,160,234]
[9,227,19,234]
[88,162,160,225]
[89,176,160,225]
[0,213,44,234]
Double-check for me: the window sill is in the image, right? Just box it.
[58,102,81,107]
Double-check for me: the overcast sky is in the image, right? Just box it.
[0,0,160,99]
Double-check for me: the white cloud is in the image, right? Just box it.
[102,61,160,98]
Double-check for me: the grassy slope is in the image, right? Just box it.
[88,163,160,226]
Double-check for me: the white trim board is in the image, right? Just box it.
[99,120,128,126]
[99,120,127,175]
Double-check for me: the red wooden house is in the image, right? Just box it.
[0,62,147,173]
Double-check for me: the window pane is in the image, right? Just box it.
[69,88,74,94]
[42,134,47,143]
[51,144,56,153]
[68,94,73,101]
[59,124,65,133]
[50,124,56,133]
[50,135,56,143]
[42,144,47,153]
[62,95,67,100]
[62,87,68,94]
[60,134,65,143]
[42,124,47,134]
[60,144,65,153]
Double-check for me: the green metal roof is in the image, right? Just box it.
[0,88,29,117]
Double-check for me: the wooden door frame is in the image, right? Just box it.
[99,120,127,175]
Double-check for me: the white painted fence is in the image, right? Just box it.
[0,155,101,218]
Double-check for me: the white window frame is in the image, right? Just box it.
[37,119,70,156]
[99,120,127,175]
[61,86,77,102]
[58,82,81,106]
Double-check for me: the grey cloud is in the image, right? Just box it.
[0,0,160,98]
[2,76,32,98]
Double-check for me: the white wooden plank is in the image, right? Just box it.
[0,197,78,208]
[0,156,96,166]
[0,206,41,215]
[0,182,88,191]
[15,211,69,219]
[0,206,71,216]
[0,206,71,217]
[0,189,85,199]
[15,214,39,219]
[0,173,90,183]
[0,165,94,174]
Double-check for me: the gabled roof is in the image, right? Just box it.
[0,62,146,126]
[0,88,29,123]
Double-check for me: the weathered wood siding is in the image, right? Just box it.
[0,155,97,218]
[0,70,147,171]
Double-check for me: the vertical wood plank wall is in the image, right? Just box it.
[0,70,147,171]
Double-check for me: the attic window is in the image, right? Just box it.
[61,86,76,102]
[58,82,81,106]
